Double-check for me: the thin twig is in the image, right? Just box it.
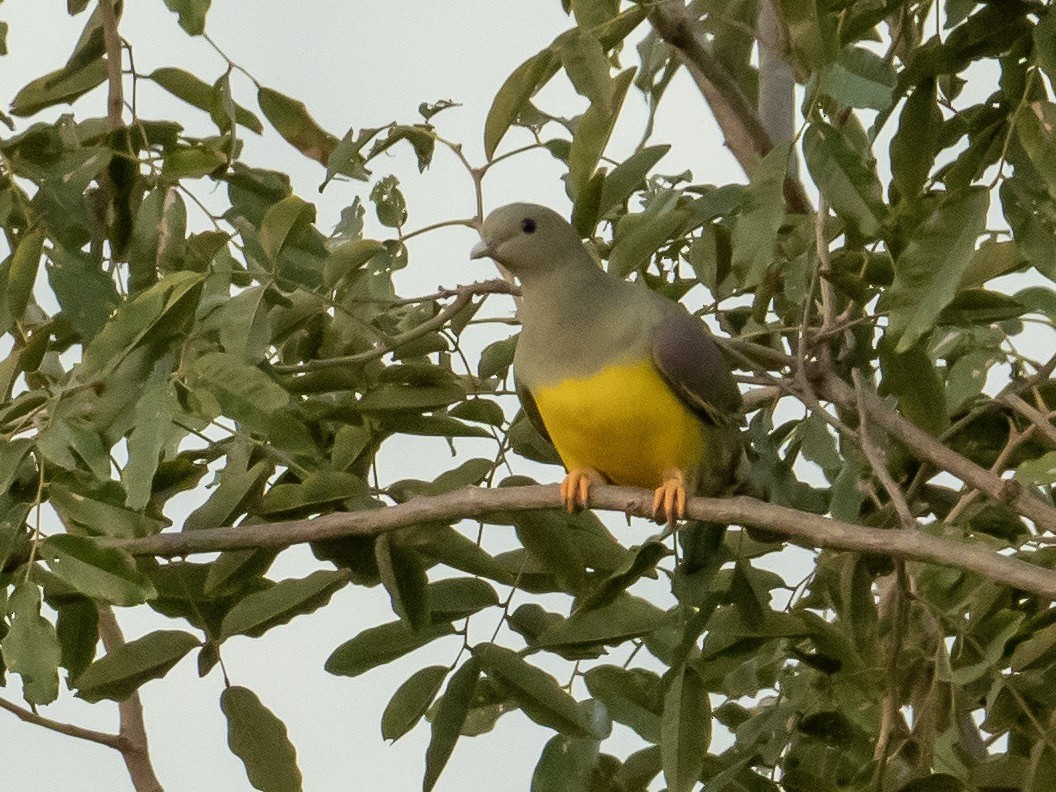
[99,0,123,130]
[853,371,916,529]
[0,696,124,750]
[945,423,1035,526]
[1000,393,1056,447]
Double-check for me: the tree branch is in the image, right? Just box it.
[1000,393,1056,447]
[0,696,124,750]
[100,484,1056,599]
[828,377,1056,534]
[97,605,165,792]
[646,0,811,213]
[717,336,1056,535]
[98,0,123,130]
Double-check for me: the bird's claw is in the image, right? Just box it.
[561,469,601,512]
[652,472,687,526]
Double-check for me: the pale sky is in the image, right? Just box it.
[0,2,751,791]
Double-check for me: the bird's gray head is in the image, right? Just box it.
[470,203,588,277]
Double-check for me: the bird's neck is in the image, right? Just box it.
[516,262,613,330]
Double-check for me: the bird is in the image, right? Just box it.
[470,202,748,526]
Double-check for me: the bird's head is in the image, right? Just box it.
[470,203,587,277]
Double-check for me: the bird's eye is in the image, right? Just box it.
[521,217,537,234]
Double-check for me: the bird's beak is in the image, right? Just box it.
[470,239,492,260]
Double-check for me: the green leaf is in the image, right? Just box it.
[448,399,505,427]
[661,665,710,792]
[1,584,61,705]
[1014,451,1056,485]
[485,49,559,159]
[609,191,685,276]
[76,629,200,702]
[219,569,349,639]
[597,144,669,217]
[948,610,1023,685]
[1027,731,1056,792]
[424,657,481,791]
[472,643,599,737]
[566,68,634,199]
[323,239,386,287]
[960,239,1020,289]
[55,597,99,681]
[1036,12,1056,88]
[357,383,465,412]
[369,174,407,228]
[1016,102,1056,203]
[796,412,842,476]
[163,0,210,35]
[557,27,612,111]
[45,244,121,341]
[803,122,887,239]
[325,620,454,677]
[538,594,666,648]
[571,169,605,238]
[478,335,518,379]
[428,577,499,621]
[531,727,603,792]
[41,535,157,605]
[937,289,1025,326]
[367,124,436,173]
[149,67,262,133]
[49,483,167,539]
[10,58,107,116]
[414,527,515,585]
[883,187,989,352]
[123,358,177,510]
[819,46,895,110]
[890,79,942,200]
[184,456,272,531]
[583,665,662,742]
[1016,286,1056,317]
[81,270,202,377]
[731,143,789,289]
[391,458,495,500]
[258,87,337,166]
[575,540,670,614]
[221,686,303,792]
[511,509,588,593]
[257,471,368,516]
[778,0,835,72]
[159,142,226,181]
[878,336,949,435]
[0,437,33,494]
[381,664,448,741]
[0,227,43,333]
[188,351,289,434]
[259,195,314,263]
[376,534,430,631]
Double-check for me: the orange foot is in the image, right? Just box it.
[652,470,687,526]
[560,468,603,513]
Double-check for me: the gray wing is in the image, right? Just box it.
[650,308,743,426]
[514,376,553,443]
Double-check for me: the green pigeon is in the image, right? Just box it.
[471,203,747,524]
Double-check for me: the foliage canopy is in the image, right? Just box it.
[4,1,1056,791]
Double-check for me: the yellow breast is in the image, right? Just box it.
[533,359,704,489]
